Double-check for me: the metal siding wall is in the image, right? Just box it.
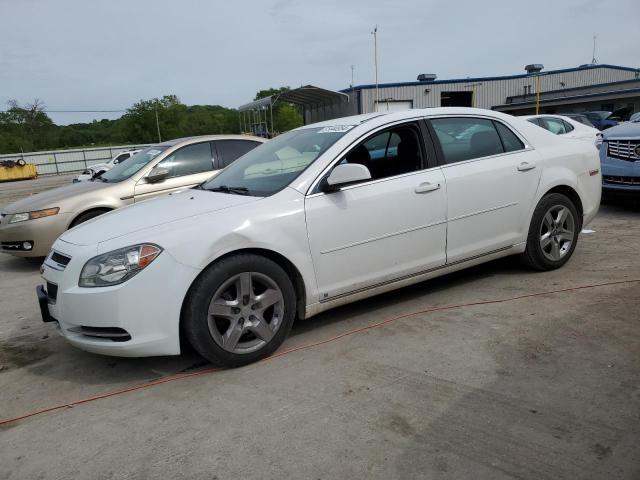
[355,67,637,113]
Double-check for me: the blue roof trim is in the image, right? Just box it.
[340,64,640,92]
[505,77,640,100]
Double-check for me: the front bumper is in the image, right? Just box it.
[0,213,72,257]
[39,240,200,357]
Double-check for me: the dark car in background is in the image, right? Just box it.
[600,117,640,195]
[585,107,633,130]
[561,113,596,128]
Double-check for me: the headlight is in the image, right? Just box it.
[9,207,59,224]
[79,244,162,287]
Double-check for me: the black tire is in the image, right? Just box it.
[69,209,110,228]
[183,254,296,368]
[16,159,26,167]
[521,193,580,271]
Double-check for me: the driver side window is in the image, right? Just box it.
[342,124,424,180]
[156,142,213,177]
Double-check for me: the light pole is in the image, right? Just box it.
[154,106,161,143]
[463,82,483,107]
[371,25,379,111]
[535,74,542,115]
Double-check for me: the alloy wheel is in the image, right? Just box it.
[207,272,284,354]
[539,204,576,261]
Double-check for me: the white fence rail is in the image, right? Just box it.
[0,145,153,176]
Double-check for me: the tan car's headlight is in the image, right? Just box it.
[79,244,163,287]
[9,207,60,224]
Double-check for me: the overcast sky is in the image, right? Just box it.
[1,0,639,124]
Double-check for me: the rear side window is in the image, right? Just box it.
[561,119,575,132]
[215,140,261,168]
[540,117,567,135]
[114,152,130,164]
[494,122,525,152]
[431,117,505,164]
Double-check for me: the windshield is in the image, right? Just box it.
[100,146,168,183]
[202,127,349,196]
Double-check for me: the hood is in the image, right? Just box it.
[59,189,261,246]
[1,180,109,214]
[603,121,640,140]
[610,106,633,119]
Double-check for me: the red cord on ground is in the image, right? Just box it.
[1,278,638,427]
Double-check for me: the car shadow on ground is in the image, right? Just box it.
[0,256,45,274]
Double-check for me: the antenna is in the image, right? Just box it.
[371,25,379,110]
[591,35,598,64]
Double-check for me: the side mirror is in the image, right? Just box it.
[146,166,170,183]
[322,163,372,192]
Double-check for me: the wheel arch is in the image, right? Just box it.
[541,184,584,227]
[178,247,308,348]
[68,207,114,228]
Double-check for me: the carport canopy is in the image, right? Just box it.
[238,85,349,136]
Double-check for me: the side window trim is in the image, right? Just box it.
[210,141,221,169]
[309,120,432,195]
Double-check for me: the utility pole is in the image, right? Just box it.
[591,35,598,64]
[154,106,162,143]
[371,26,379,111]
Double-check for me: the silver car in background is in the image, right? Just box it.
[0,135,265,257]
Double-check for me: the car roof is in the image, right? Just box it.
[159,134,266,147]
[297,107,520,131]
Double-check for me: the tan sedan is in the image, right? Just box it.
[0,135,265,257]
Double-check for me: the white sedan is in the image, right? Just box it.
[523,114,602,148]
[73,149,142,182]
[39,108,601,367]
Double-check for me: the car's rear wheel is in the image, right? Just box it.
[183,254,296,367]
[522,193,580,271]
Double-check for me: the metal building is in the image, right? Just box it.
[239,64,640,131]
[346,64,639,115]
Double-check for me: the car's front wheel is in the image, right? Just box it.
[183,254,296,367]
[522,193,580,271]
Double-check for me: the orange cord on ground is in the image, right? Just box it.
[1,278,638,427]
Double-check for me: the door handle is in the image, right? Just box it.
[414,182,441,194]
[517,162,536,172]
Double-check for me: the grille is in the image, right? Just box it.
[51,251,71,266]
[45,250,72,270]
[46,282,58,303]
[607,140,640,162]
[603,175,640,186]
[67,326,131,342]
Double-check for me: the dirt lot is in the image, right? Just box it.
[1,177,639,479]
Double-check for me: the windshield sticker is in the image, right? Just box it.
[318,125,354,133]
[147,149,162,156]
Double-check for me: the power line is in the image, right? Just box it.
[0,109,127,113]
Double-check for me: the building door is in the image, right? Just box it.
[440,91,473,107]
